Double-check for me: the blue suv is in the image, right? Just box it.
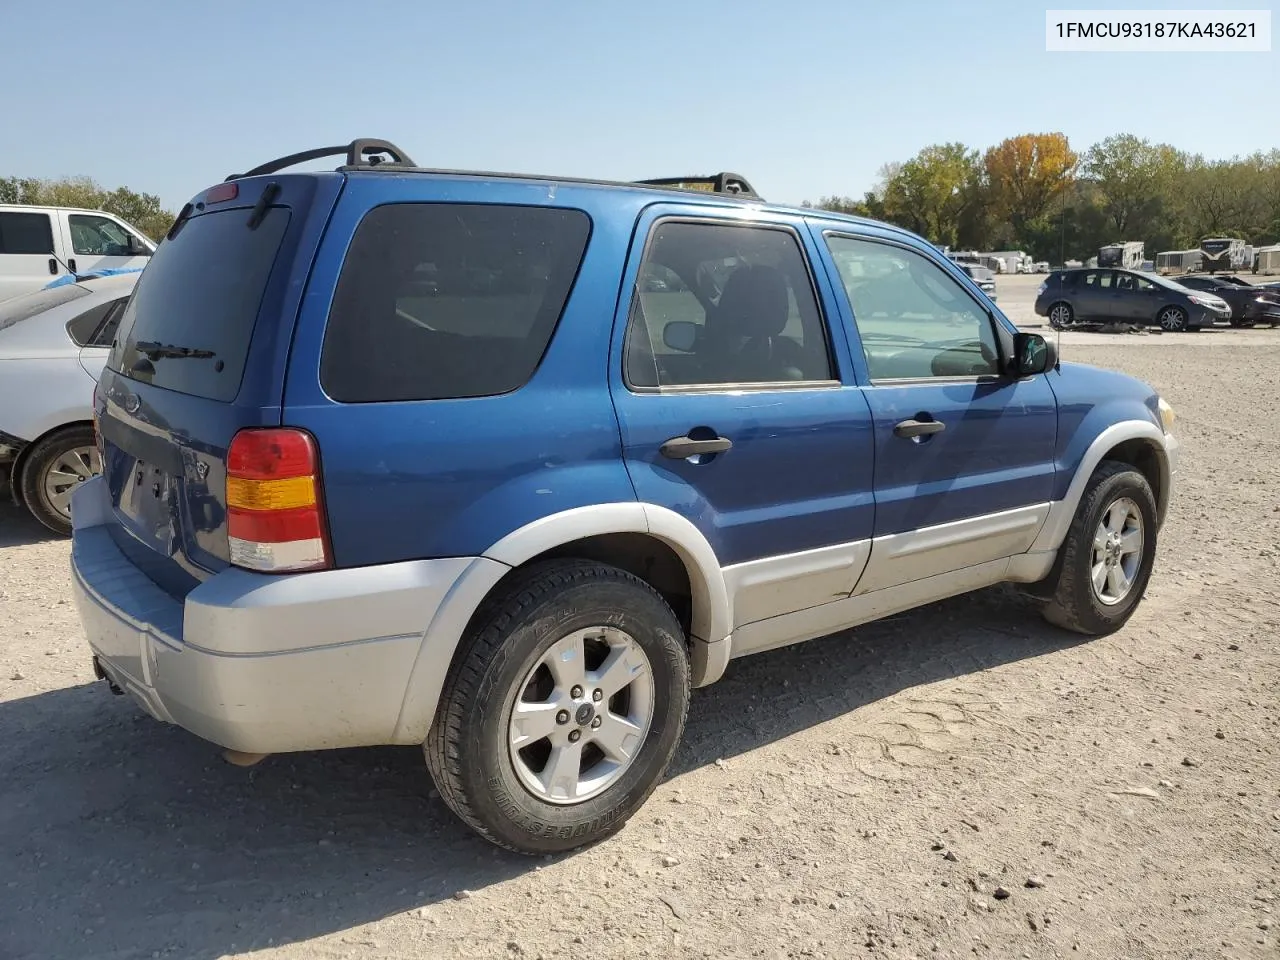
[71,139,1180,854]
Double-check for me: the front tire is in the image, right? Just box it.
[1157,305,1188,332]
[425,560,690,854]
[19,425,100,536]
[1041,461,1158,636]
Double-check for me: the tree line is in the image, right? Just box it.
[806,134,1280,264]
[6,136,1279,265]
[0,176,176,242]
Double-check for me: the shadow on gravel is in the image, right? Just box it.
[0,585,1087,960]
[0,500,63,548]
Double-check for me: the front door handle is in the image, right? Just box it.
[67,257,77,274]
[894,418,946,439]
[660,435,733,459]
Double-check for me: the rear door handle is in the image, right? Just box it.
[894,419,946,439]
[48,258,58,275]
[660,435,733,459]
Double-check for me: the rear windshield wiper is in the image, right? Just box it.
[133,340,217,360]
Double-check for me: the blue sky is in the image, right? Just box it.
[3,0,1275,211]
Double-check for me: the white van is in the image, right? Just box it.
[0,205,155,302]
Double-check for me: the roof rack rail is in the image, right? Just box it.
[634,173,761,200]
[224,138,417,182]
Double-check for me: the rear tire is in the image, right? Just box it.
[19,425,99,536]
[1041,461,1158,636]
[425,559,690,854]
[1047,302,1073,329]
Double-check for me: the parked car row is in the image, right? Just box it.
[1034,267,1280,332]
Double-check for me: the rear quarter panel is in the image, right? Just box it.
[0,357,95,441]
[281,177,647,566]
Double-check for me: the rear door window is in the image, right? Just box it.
[0,211,55,255]
[108,206,292,401]
[320,203,591,403]
[623,220,833,388]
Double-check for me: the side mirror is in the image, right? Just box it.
[1012,331,1057,376]
[662,320,699,353]
[128,235,153,257]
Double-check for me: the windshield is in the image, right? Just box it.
[0,283,91,335]
[108,206,291,402]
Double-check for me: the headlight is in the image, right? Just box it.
[1157,397,1176,433]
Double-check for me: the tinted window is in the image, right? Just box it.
[109,206,291,402]
[68,214,135,256]
[0,211,54,255]
[1134,276,1155,292]
[624,221,832,389]
[0,283,90,334]
[321,204,590,403]
[827,235,1000,381]
[66,297,128,347]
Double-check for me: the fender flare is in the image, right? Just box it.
[391,503,731,744]
[1029,420,1171,554]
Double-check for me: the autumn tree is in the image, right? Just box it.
[983,133,1078,236]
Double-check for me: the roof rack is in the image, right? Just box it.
[221,139,763,202]
[634,173,761,200]
[224,138,417,182]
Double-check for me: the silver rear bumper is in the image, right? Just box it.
[70,477,482,754]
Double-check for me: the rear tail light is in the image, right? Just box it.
[225,428,331,573]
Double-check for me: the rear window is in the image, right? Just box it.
[0,283,90,334]
[320,203,591,403]
[108,206,291,402]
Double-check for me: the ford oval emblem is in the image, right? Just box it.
[124,394,141,414]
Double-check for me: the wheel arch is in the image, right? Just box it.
[391,503,731,745]
[1031,420,1172,554]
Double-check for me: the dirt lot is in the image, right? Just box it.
[3,323,1279,960]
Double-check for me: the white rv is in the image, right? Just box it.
[1199,237,1249,273]
[1098,241,1145,270]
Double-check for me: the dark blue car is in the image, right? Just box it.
[71,139,1180,853]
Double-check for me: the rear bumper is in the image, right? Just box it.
[69,477,486,754]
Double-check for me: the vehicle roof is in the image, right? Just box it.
[0,203,127,217]
[335,166,915,237]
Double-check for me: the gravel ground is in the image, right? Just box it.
[3,321,1279,960]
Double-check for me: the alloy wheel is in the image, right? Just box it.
[507,626,655,805]
[1090,497,1144,606]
